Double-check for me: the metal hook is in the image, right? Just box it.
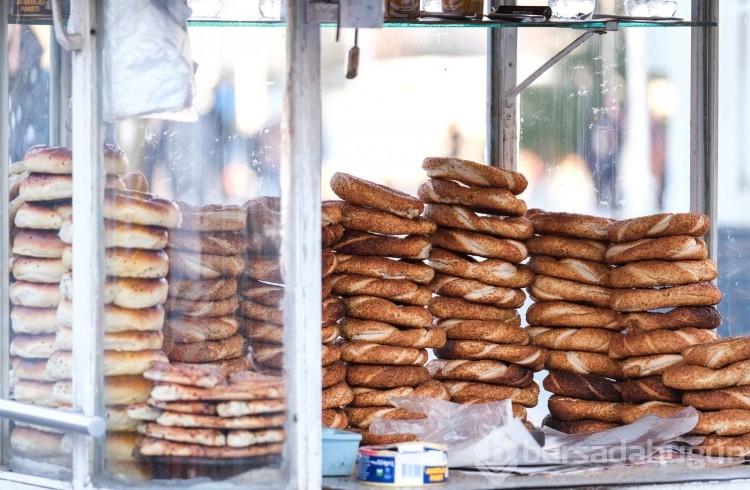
[52,0,83,52]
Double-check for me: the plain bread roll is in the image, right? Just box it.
[12,229,67,258]
[9,281,61,308]
[11,306,58,334]
[14,201,72,230]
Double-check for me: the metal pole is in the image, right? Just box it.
[0,0,11,467]
[691,0,719,260]
[283,0,322,487]
[64,0,105,485]
[488,0,518,170]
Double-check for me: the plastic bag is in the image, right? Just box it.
[369,395,513,446]
[102,0,197,121]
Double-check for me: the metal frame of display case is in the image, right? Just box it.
[0,0,723,489]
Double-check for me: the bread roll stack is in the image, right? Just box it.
[240,196,285,375]
[164,202,249,373]
[327,172,450,445]
[129,362,284,465]
[413,157,540,425]
[654,336,750,456]
[7,145,130,465]
[57,186,182,465]
[522,209,627,434]
[604,213,722,427]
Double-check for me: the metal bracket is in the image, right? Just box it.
[52,0,83,51]
[506,26,615,100]
[0,400,106,437]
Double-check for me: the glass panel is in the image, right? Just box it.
[102,25,288,486]
[517,24,691,217]
[716,0,750,338]
[6,24,72,480]
[321,27,488,198]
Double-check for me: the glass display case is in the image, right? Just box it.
[6,0,750,488]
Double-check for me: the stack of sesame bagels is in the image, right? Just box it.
[164,201,249,373]
[643,336,750,457]
[607,213,721,425]
[129,362,285,462]
[417,157,541,426]
[329,172,448,445]
[319,201,351,430]
[240,196,285,375]
[524,209,626,434]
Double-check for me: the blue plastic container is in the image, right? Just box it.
[322,428,362,476]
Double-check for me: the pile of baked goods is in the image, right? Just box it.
[418,158,541,425]
[329,172,449,445]
[658,336,750,456]
[240,196,285,374]
[608,213,721,420]
[164,202,248,372]
[524,210,626,434]
[320,201,349,429]
[9,145,82,464]
[129,362,284,467]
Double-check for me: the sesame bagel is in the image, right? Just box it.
[528,274,612,308]
[609,282,722,312]
[333,254,435,284]
[345,365,430,389]
[526,235,608,263]
[429,273,526,308]
[607,212,711,243]
[423,204,533,239]
[605,235,708,265]
[525,300,623,330]
[330,172,424,219]
[426,248,533,288]
[333,230,431,260]
[609,259,718,288]
[339,340,428,366]
[330,274,432,306]
[527,210,614,240]
[435,340,548,370]
[435,318,528,344]
[334,201,437,236]
[168,277,238,301]
[345,296,432,329]
[421,156,528,194]
[546,350,623,379]
[339,318,446,349]
[430,228,527,263]
[543,370,622,402]
[426,359,534,387]
[527,255,611,286]
[417,179,527,216]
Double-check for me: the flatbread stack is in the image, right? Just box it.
[328,172,448,445]
[523,209,626,435]
[129,361,285,462]
[240,196,285,375]
[7,144,128,464]
[164,201,250,373]
[416,158,540,427]
[656,336,750,457]
[603,212,721,427]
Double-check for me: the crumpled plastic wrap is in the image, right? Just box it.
[102,0,197,121]
[370,396,702,472]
